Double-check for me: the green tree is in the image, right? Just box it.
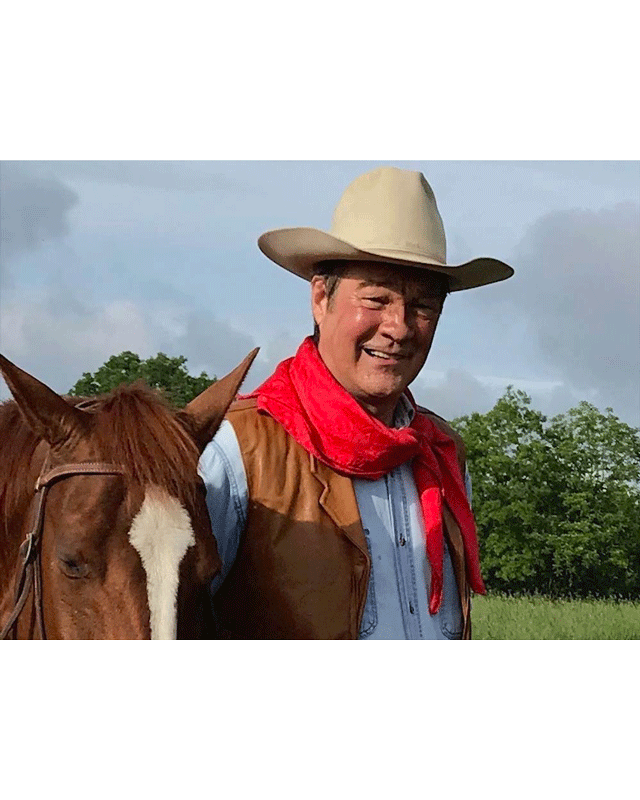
[453,390,640,599]
[542,403,640,598]
[69,351,216,407]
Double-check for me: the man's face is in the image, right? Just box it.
[311,262,445,424]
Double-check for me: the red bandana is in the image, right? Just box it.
[245,337,486,613]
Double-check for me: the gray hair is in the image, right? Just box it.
[311,261,348,342]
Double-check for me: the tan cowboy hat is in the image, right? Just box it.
[258,166,514,291]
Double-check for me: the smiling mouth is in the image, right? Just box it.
[362,347,408,361]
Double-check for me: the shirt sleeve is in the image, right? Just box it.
[197,419,248,595]
[464,466,473,508]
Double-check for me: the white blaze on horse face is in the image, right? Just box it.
[128,488,195,640]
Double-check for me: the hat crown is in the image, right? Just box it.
[330,166,447,265]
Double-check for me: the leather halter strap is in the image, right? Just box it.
[0,457,125,640]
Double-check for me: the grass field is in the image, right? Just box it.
[472,594,640,639]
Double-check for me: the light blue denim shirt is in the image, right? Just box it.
[198,397,472,640]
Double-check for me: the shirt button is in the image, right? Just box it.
[409,603,415,614]
[399,536,406,546]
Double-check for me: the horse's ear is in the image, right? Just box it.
[184,348,259,451]
[0,354,89,447]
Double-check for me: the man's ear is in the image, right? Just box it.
[310,275,329,328]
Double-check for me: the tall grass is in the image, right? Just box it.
[472,594,640,639]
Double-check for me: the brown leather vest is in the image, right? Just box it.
[212,398,472,639]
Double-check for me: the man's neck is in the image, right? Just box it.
[357,395,413,428]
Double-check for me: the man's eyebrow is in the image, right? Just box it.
[356,279,388,289]
[356,279,442,305]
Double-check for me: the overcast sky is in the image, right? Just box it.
[1,160,638,426]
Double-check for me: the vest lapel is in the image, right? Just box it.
[310,455,369,561]
[310,455,372,637]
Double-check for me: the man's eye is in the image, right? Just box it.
[414,305,440,318]
[362,296,386,307]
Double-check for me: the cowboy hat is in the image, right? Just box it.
[258,166,514,291]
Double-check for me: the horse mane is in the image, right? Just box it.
[0,383,200,531]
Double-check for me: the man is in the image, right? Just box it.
[199,166,513,639]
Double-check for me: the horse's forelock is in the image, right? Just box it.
[91,384,201,508]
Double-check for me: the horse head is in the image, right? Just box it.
[0,349,258,639]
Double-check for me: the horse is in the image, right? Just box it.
[0,348,258,639]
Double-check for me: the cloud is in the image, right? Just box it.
[519,203,639,423]
[411,369,496,421]
[468,201,640,426]
[0,289,153,395]
[30,161,241,193]
[0,162,79,286]
[0,283,280,401]
[155,306,258,380]
[154,307,303,392]
[0,162,262,396]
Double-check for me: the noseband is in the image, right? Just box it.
[0,456,124,640]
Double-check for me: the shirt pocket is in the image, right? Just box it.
[358,528,378,638]
[440,541,463,639]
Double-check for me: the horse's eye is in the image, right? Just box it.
[59,556,90,579]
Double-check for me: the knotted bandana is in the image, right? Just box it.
[246,337,485,613]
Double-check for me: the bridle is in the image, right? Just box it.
[1,404,125,640]
[0,457,125,640]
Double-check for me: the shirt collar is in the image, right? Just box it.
[392,394,415,429]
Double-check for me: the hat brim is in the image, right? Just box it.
[258,227,514,291]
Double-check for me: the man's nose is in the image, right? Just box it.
[380,302,413,340]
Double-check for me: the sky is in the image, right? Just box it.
[1,160,639,427]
